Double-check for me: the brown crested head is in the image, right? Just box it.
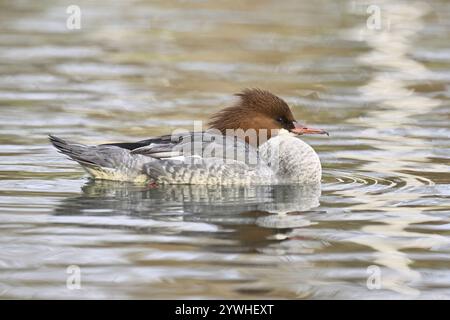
[208,89,297,143]
[208,88,328,146]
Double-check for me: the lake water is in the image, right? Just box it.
[0,0,449,299]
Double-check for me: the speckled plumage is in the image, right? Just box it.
[144,157,274,185]
[50,130,321,185]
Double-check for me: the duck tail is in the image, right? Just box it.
[49,134,100,168]
[49,135,149,182]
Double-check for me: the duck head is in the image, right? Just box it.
[208,89,328,146]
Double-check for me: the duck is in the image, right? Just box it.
[49,89,328,185]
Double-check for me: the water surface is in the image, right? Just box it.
[0,0,449,299]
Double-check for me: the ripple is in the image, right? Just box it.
[323,169,408,195]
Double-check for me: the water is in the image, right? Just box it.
[0,0,449,299]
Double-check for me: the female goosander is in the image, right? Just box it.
[50,89,328,185]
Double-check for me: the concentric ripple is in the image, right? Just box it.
[323,169,410,195]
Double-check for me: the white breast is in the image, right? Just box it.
[259,130,322,184]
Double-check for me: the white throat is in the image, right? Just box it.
[258,129,322,184]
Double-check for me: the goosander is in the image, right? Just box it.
[50,89,328,185]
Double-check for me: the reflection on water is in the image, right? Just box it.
[0,0,449,299]
[55,181,321,244]
[345,0,447,296]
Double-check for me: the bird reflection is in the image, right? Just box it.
[53,180,322,251]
